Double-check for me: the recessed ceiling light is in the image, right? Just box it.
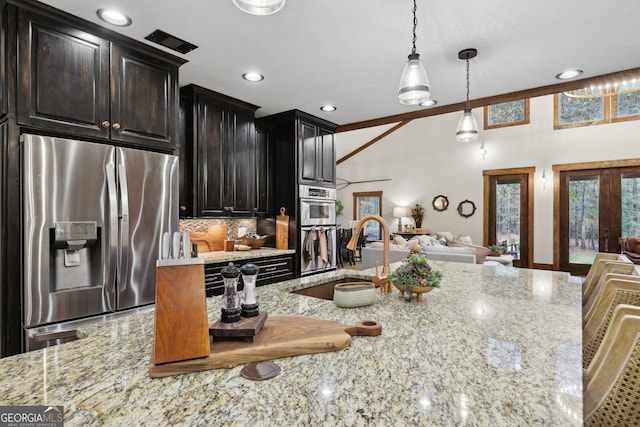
[96,9,132,26]
[320,105,336,112]
[420,99,438,107]
[242,72,264,82]
[556,69,583,80]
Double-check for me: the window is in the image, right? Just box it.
[484,99,530,129]
[353,191,382,240]
[554,80,640,129]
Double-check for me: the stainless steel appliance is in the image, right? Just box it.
[299,184,337,275]
[300,226,337,275]
[299,185,336,226]
[22,134,178,350]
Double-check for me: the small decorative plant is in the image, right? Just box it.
[335,199,344,216]
[411,203,424,227]
[388,253,442,301]
[487,244,502,256]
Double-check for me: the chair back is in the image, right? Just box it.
[583,259,634,307]
[583,275,640,368]
[584,304,640,425]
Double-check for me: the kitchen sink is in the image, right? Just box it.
[292,278,374,300]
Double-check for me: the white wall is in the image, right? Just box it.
[336,94,640,265]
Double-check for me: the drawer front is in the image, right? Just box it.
[204,255,293,296]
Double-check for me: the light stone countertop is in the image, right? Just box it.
[198,247,295,264]
[0,261,583,426]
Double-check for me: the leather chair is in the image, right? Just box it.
[620,237,640,264]
[583,304,640,425]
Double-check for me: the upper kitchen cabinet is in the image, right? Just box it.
[16,8,184,151]
[257,110,337,194]
[180,85,259,218]
[300,120,335,185]
[254,126,272,217]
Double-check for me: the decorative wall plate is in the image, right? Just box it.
[457,199,477,218]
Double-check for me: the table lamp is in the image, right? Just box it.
[393,207,410,233]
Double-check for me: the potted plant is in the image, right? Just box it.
[388,253,443,301]
[487,244,502,256]
[411,203,425,228]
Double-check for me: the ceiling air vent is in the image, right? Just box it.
[144,29,198,54]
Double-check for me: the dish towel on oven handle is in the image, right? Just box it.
[319,227,328,268]
[303,228,316,266]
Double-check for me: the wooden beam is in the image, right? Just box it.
[336,120,411,165]
[337,67,640,133]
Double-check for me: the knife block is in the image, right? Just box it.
[153,258,210,365]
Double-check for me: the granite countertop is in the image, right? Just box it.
[198,247,295,264]
[0,261,583,426]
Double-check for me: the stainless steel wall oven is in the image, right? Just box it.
[299,185,337,275]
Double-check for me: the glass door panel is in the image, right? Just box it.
[496,182,521,260]
[567,176,600,266]
[621,173,640,239]
[486,171,531,268]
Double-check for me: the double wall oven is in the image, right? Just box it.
[299,185,337,275]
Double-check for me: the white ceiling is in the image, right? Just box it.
[39,0,640,126]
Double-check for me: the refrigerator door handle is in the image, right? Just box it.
[106,161,118,311]
[118,165,130,293]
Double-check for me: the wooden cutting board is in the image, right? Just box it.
[275,207,289,249]
[189,225,227,252]
[152,260,209,365]
[149,315,381,378]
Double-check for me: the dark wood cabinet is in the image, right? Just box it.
[16,9,182,150]
[204,254,293,297]
[180,85,259,217]
[254,126,272,217]
[300,119,335,185]
[257,110,337,201]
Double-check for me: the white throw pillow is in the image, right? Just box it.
[393,235,408,248]
[436,231,454,241]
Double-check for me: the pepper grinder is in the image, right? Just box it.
[220,262,241,323]
[240,263,259,317]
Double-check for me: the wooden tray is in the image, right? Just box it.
[149,315,381,378]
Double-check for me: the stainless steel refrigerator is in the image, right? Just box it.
[22,134,179,350]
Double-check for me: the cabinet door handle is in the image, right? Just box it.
[112,122,121,130]
[101,120,111,128]
[264,266,277,272]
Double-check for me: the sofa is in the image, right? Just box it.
[361,232,510,270]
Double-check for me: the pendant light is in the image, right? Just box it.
[398,0,431,105]
[232,0,286,15]
[455,48,478,142]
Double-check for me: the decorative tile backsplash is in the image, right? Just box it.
[179,218,257,239]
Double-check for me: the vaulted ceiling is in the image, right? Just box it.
[40,0,640,127]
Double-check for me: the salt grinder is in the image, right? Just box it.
[220,262,241,323]
[240,263,259,317]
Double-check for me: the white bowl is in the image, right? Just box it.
[333,282,376,308]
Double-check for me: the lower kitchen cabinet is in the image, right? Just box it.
[204,254,293,297]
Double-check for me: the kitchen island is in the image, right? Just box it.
[0,261,583,426]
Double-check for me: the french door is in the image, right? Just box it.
[557,164,640,275]
[484,168,534,268]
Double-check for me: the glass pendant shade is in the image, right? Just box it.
[456,108,479,142]
[398,53,431,105]
[232,0,286,15]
